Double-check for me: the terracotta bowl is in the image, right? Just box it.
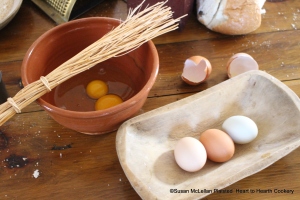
[21,17,159,135]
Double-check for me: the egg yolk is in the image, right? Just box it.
[95,94,123,110]
[86,80,108,99]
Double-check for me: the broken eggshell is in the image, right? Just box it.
[181,56,212,85]
[227,53,259,78]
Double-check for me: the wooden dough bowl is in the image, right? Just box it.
[116,70,300,200]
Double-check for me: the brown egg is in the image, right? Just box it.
[181,56,212,85]
[199,129,235,162]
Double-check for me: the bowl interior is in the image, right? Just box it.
[22,17,157,112]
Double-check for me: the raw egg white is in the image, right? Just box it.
[222,115,258,144]
[181,56,212,85]
[200,129,235,163]
[174,137,207,172]
[226,53,259,78]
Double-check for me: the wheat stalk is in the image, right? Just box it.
[0,0,186,126]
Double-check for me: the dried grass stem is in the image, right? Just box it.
[0,1,186,126]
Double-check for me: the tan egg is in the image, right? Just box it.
[174,137,207,172]
[226,53,259,78]
[199,129,235,163]
[181,56,212,85]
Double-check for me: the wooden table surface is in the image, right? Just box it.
[1,0,300,199]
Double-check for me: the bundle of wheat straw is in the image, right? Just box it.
[0,0,185,126]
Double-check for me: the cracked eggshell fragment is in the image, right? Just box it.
[181,56,212,85]
[226,53,259,78]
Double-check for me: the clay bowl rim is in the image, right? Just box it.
[21,17,159,119]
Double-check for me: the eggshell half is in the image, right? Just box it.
[227,53,259,78]
[182,56,212,85]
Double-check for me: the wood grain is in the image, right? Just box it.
[0,0,300,199]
